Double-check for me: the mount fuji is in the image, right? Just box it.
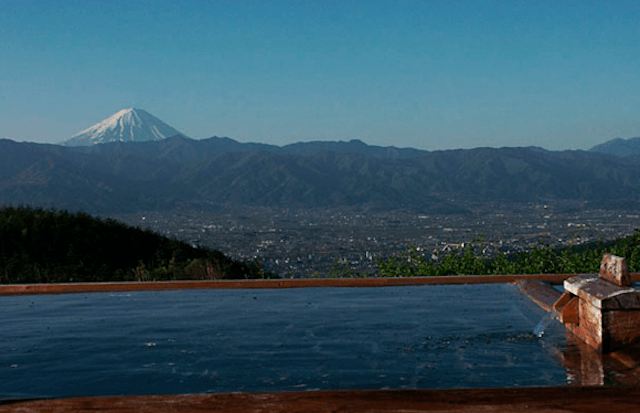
[61,108,187,146]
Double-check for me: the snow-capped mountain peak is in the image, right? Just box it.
[61,108,187,146]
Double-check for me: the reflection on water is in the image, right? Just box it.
[558,332,640,386]
[0,284,639,400]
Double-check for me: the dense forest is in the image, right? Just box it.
[0,206,270,283]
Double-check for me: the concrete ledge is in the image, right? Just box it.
[2,387,640,413]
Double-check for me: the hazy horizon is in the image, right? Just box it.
[2,1,638,151]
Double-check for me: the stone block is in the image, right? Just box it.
[553,291,579,324]
[562,270,640,352]
[564,275,640,310]
[603,310,640,351]
[553,291,573,313]
[560,296,579,324]
[599,253,631,287]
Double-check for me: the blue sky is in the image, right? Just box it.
[1,0,638,150]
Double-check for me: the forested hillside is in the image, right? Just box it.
[374,233,640,277]
[0,206,269,283]
[3,206,640,282]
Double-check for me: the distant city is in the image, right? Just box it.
[111,202,640,278]
[2,108,640,278]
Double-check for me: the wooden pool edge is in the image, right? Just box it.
[5,273,639,296]
[2,386,640,413]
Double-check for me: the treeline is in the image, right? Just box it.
[0,206,270,283]
[374,233,640,277]
[4,205,639,283]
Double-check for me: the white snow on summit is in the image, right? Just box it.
[61,108,187,146]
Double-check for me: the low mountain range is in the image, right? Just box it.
[1,109,639,214]
[2,135,640,214]
[589,137,640,157]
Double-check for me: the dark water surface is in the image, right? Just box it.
[0,284,569,399]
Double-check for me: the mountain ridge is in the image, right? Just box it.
[2,137,640,214]
[589,137,640,157]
